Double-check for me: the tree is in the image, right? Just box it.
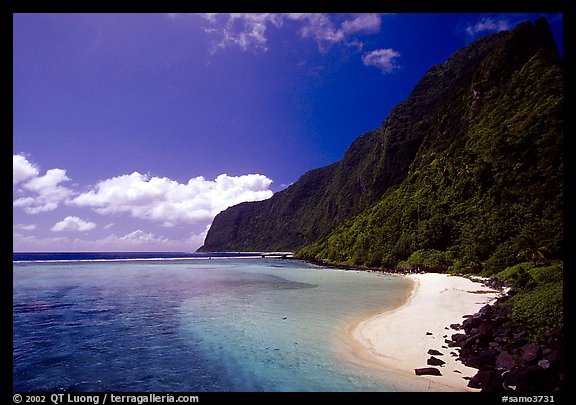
[516,233,550,267]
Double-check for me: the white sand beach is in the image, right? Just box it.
[342,273,502,391]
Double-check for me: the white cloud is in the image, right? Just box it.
[195,13,284,52]
[51,216,97,232]
[195,13,383,53]
[13,154,75,214]
[13,223,37,231]
[97,228,209,251]
[13,228,209,252]
[24,168,69,192]
[14,168,74,214]
[13,154,39,186]
[466,17,510,37]
[362,48,401,73]
[72,172,273,227]
[341,14,381,36]
[293,13,381,50]
[12,153,273,251]
[116,229,166,244]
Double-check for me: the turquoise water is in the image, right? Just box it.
[13,257,410,391]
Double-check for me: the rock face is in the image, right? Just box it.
[200,21,503,251]
[199,18,563,281]
[201,27,510,252]
[445,296,563,393]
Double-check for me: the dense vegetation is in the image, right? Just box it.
[297,19,562,278]
[493,261,563,342]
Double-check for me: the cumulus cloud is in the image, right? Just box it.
[13,154,39,186]
[13,153,274,250]
[72,172,273,227]
[13,228,209,252]
[13,154,75,214]
[466,17,510,37]
[195,13,383,53]
[51,216,97,232]
[362,48,401,73]
[24,168,70,192]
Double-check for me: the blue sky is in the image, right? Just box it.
[13,13,563,252]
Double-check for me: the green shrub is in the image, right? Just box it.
[508,281,563,341]
[496,261,563,342]
[528,262,563,284]
[399,249,453,272]
[492,262,533,284]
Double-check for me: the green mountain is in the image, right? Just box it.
[199,18,563,276]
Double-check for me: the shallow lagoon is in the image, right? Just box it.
[13,257,411,391]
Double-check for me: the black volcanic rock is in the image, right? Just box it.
[427,356,446,366]
[451,297,564,393]
[415,367,442,376]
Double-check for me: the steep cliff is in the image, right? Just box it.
[298,18,563,274]
[198,28,506,252]
[199,18,563,273]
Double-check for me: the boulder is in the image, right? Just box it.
[538,359,550,369]
[415,367,442,376]
[463,317,482,332]
[451,333,467,343]
[464,348,498,370]
[511,366,557,393]
[521,343,542,364]
[478,304,492,316]
[495,351,516,371]
[467,369,497,390]
[478,319,496,336]
[448,340,460,348]
[427,349,444,356]
[427,356,446,366]
[544,346,563,370]
[514,331,529,344]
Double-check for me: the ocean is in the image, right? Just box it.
[13,253,411,392]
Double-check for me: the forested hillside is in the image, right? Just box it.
[201,18,562,275]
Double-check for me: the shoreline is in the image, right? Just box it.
[340,272,502,391]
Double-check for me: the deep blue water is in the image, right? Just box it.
[13,251,259,263]
[13,254,410,392]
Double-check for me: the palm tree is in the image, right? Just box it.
[516,233,550,267]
